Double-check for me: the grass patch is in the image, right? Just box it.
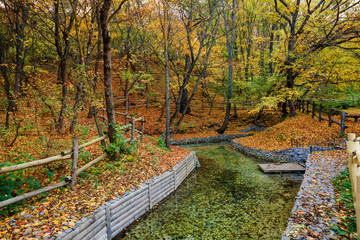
[331,169,357,238]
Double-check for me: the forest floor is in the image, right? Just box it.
[0,94,360,238]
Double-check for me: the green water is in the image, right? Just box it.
[119,144,302,240]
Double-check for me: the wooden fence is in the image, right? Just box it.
[0,116,146,209]
[58,152,199,240]
[98,109,145,141]
[113,94,261,113]
[346,133,360,240]
[0,136,107,208]
[294,99,360,135]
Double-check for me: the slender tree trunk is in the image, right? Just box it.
[14,2,29,96]
[217,0,236,134]
[57,58,68,132]
[54,0,77,133]
[88,6,102,118]
[164,23,170,148]
[269,24,276,75]
[0,38,15,128]
[100,0,117,147]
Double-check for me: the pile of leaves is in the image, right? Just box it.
[235,113,360,151]
[0,135,189,239]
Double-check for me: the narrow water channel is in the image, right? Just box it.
[118,144,302,239]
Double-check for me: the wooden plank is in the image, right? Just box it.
[258,163,305,173]
[76,154,107,175]
[0,154,72,174]
[61,136,107,156]
[0,181,68,208]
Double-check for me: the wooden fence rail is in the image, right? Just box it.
[294,99,355,135]
[113,94,261,113]
[0,135,109,208]
[0,112,148,209]
[98,109,145,141]
[346,133,360,240]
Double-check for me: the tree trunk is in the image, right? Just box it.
[57,58,68,132]
[164,17,170,148]
[0,38,15,128]
[14,2,29,96]
[100,0,117,148]
[87,6,102,118]
[217,0,236,134]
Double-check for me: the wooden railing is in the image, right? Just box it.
[98,109,145,141]
[0,116,146,209]
[346,133,360,240]
[113,95,262,113]
[293,99,360,135]
[0,136,107,208]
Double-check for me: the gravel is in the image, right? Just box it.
[281,150,347,239]
[230,140,334,164]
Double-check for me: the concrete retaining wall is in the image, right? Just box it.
[57,151,199,240]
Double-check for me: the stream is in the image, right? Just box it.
[117,144,302,239]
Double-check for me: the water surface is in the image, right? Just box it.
[119,144,302,239]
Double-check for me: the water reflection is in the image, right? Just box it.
[117,144,302,240]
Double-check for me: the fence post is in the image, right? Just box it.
[141,117,144,142]
[146,97,150,108]
[70,137,79,190]
[131,117,135,141]
[148,182,153,209]
[106,207,112,240]
[319,104,322,122]
[312,102,315,118]
[341,112,346,135]
[93,110,106,147]
[328,107,332,127]
[306,100,309,114]
[302,100,305,112]
[202,99,204,110]
[346,135,359,238]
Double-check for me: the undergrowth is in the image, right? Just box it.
[331,169,357,238]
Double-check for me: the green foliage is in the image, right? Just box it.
[0,163,41,216]
[157,135,168,150]
[316,98,360,112]
[278,133,287,141]
[102,123,138,159]
[331,170,357,237]
[76,125,90,140]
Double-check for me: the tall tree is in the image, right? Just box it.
[100,0,128,154]
[167,0,220,136]
[273,0,360,115]
[53,0,77,132]
[217,0,237,134]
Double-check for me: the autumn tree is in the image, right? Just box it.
[273,0,360,115]
[100,0,128,156]
[167,0,221,136]
[217,0,237,134]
